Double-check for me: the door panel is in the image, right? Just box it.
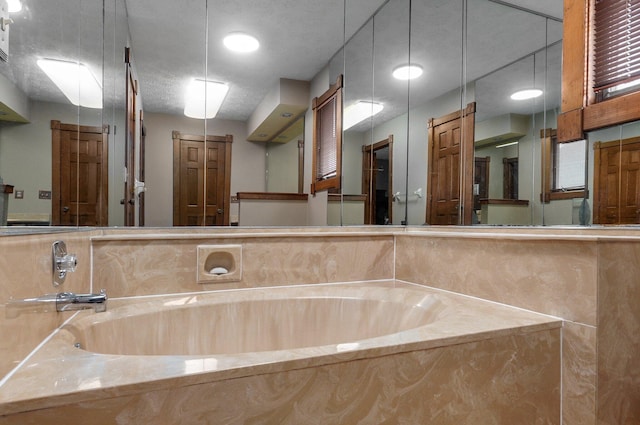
[595,138,640,224]
[427,104,475,225]
[173,132,232,226]
[51,120,109,226]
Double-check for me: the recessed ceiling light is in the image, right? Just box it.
[392,64,423,80]
[510,89,543,100]
[37,59,102,108]
[184,79,229,119]
[343,101,384,130]
[8,0,22,13]
[223,32,260,53]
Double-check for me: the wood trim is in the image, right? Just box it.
[172,131,233,144]
[328,194,367,202]
[427,102,476,129]
[311,76,342,195]
[297,139,304,194]
[51,121,61,225]
[561,0,589,113]
[51,120,107,134]
[223,134,233,226]
[557,108,584,143]
[312,75,343,109]
[236,192,308,201]
[480,199,529,206]
[594,135,640,150]
[583,91,640,131]
[548,190,588,201]
[172,132,181,226]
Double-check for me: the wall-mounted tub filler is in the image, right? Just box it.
[52,240,77,286]
[5,240,108,318]
[197,244,242,283]
[7,290,107,317]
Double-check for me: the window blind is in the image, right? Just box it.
[593,0,640,95]
[316,96,337,180]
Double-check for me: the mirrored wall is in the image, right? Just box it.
[0,0,636,231]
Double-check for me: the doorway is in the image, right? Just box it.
[594,136,640,224]
[362,135,393,225]
[51,120,109,226]
[172,131,232,226]
[426,103,476,225]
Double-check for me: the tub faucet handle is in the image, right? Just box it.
[52,240,77,286]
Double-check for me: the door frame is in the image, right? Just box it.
[593,136,640,224]
[51,120,109,226]
[172,131,233,226]
[362,135,393,225]
[426,102,476,225]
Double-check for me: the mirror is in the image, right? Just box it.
[0,0,597,232]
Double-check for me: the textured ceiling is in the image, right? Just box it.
[0,0,563,127]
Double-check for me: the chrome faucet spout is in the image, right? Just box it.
[56,290,108,312]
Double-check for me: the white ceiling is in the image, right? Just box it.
[0,0,563,127]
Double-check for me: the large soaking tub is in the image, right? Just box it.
[0,281,562,424]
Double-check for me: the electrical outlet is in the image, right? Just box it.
[38,190,51,200]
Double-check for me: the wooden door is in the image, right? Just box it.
[173,132,232,226]
[362,135,393,225]
[138,111,146,226]
[124,47,137,226]
[426,103,475,225]
[51,120,109,226]
[594,137,640,224]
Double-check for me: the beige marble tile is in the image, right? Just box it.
[0,329,560,425]
[0,232,91,379]
[92,235,394,297]
[562,321,596,425]
[395,235,598,325]
[596,241,640,425]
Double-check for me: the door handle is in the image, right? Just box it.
[62,206,69,213]
[217,208,223,215]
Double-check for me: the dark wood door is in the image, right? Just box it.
[427,103,475,225]
[594,137,640,224]
[51,120,109,226]
[124,47,137,226]
[173,132,232,226]
[362,135,393,225]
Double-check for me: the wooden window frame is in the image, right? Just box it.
[541,129,588,202]
[559,0,640,142]
[311,75,343,195]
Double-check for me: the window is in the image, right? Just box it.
[541,129,587,202]
[593,0,640,101]
[311,75,342,194]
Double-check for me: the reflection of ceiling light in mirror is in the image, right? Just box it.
[510,89,543,100]
[495,141,519,148]
[8,0,22,13]
[392,64,423,80]
[37,59,102,108]
[343,101,384,130]
[184,79,229,119]
[223,32,260,53]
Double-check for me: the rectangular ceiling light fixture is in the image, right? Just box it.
[184,79,229,119]
[36,58,102,109]
[343,101,383,130]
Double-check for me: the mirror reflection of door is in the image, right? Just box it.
[51,120,109,226]
[124,48,137,226]
[138,113,146,226]
[362,135,393,225]
[172,132,232,226]
[594,137,640,224]
[427,103,476,225]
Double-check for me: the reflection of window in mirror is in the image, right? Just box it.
[593,1,640,103]
[502,158,518,200]
[311,76,343,195]
[541,129,587,202]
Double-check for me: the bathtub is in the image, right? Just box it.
[0,281,562,424]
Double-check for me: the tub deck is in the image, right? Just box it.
[0,281,561,417]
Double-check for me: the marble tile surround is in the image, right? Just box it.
[0,232,91,378]
[92,234,394,297]
[0,329,561,425]
[1,227,639,424]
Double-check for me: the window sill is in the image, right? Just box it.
[542,190,588,203]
